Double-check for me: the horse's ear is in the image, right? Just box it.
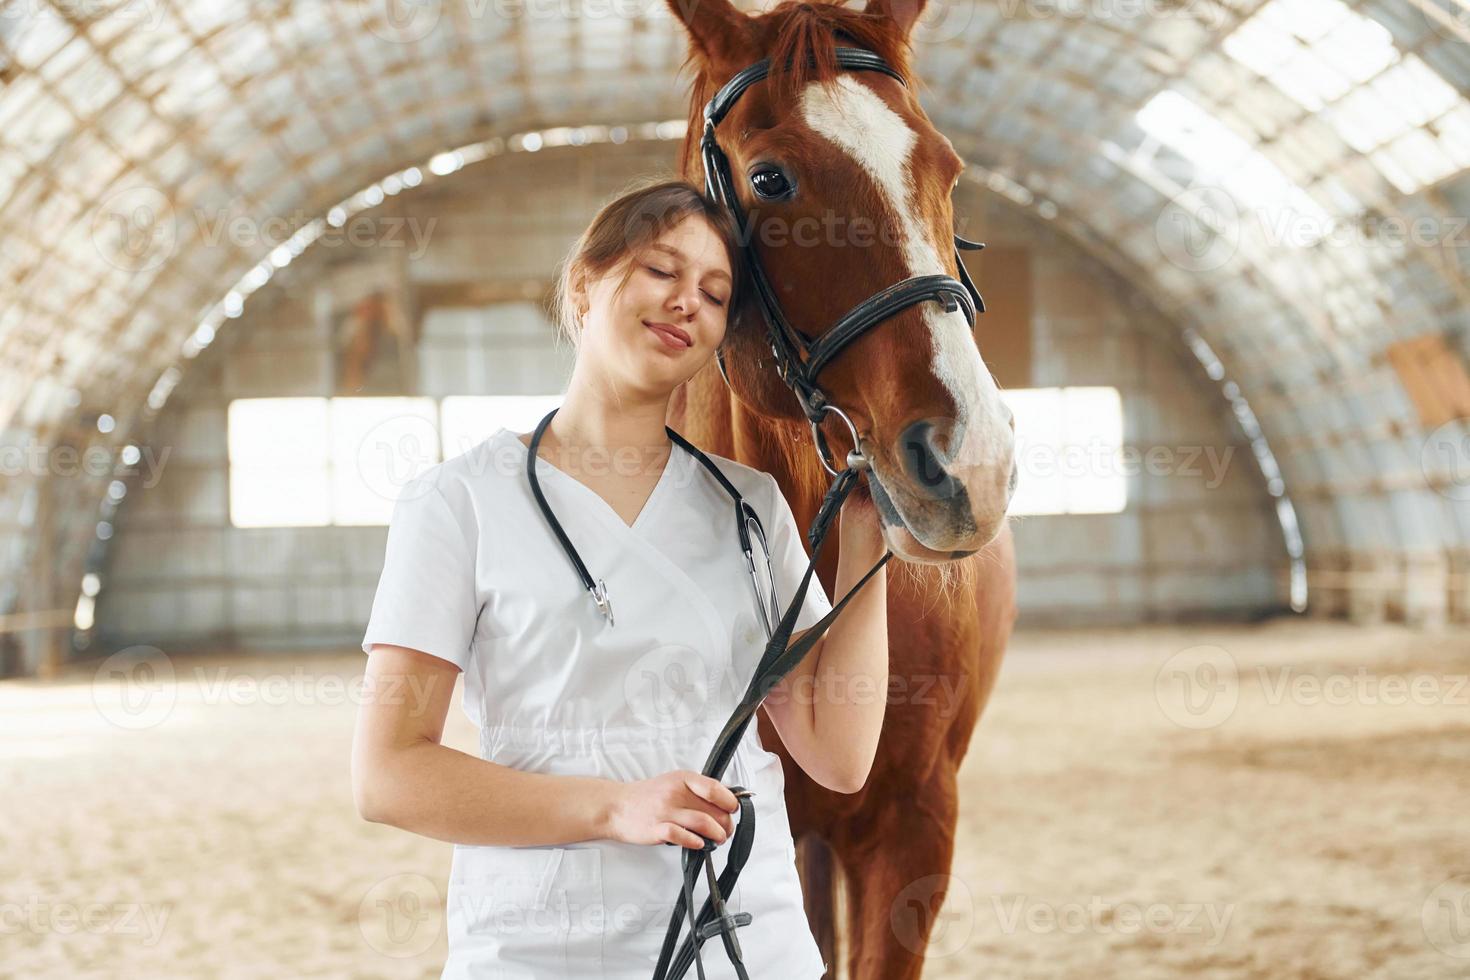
[663,0,754,67]
[862,0,926,40]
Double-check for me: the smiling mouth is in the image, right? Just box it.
[644,321,693,350]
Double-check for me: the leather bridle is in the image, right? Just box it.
[649,46,986,980]
[701,46,988,475]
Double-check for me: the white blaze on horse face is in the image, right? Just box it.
[798,76,1010,474]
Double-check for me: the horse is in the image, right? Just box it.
[663,1,1020,977]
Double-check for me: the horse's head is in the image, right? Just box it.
[668,0,1017,561]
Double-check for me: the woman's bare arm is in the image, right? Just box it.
[759,489,890,794]
[351,644,619,847]
[351,645,739,849]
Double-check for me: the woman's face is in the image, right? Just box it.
[577,215,733,395]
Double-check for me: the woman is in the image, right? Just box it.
[353,178,889,979]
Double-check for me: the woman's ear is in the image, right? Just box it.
[569,268,589,322]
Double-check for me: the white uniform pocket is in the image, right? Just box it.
[446,845,604,979]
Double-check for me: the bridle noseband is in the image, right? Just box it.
[701,46,988,475]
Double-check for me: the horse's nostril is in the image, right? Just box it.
[899,419,964,499]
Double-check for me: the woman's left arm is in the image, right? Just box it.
[762,485,889,794]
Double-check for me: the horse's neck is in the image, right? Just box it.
[673,362,742,461]
[672,115,829,540]
[676,363,832,557]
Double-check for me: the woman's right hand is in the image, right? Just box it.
[605,770,740,849]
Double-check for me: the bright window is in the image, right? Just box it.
[1003,387,1127,516]
[441,395,562,461]
[229,390,1128,525]
[228,397,438,527]
[331,398,440,526]
[228,398,332,527]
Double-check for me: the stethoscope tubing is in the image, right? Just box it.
[526,407,781,640]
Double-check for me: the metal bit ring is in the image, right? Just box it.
[809,402,870,477]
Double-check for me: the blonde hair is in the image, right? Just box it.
[551,177,748,351]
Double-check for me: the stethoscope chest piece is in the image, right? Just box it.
[592,578,614,628]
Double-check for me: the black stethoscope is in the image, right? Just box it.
[524,407,782,640]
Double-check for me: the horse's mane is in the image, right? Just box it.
[677,1,917,176]
[761,0,915,104]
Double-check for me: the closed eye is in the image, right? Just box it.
[646,266,726,306]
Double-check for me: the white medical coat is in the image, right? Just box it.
[362,426,833,979]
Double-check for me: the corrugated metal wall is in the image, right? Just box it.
[94,142,1286,649]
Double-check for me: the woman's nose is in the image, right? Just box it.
[668,282,700,316]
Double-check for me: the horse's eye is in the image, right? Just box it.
[750,168,792,200]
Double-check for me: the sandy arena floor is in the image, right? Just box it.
[3,619,1468,979]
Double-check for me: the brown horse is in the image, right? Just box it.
[664,1,1019,977]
